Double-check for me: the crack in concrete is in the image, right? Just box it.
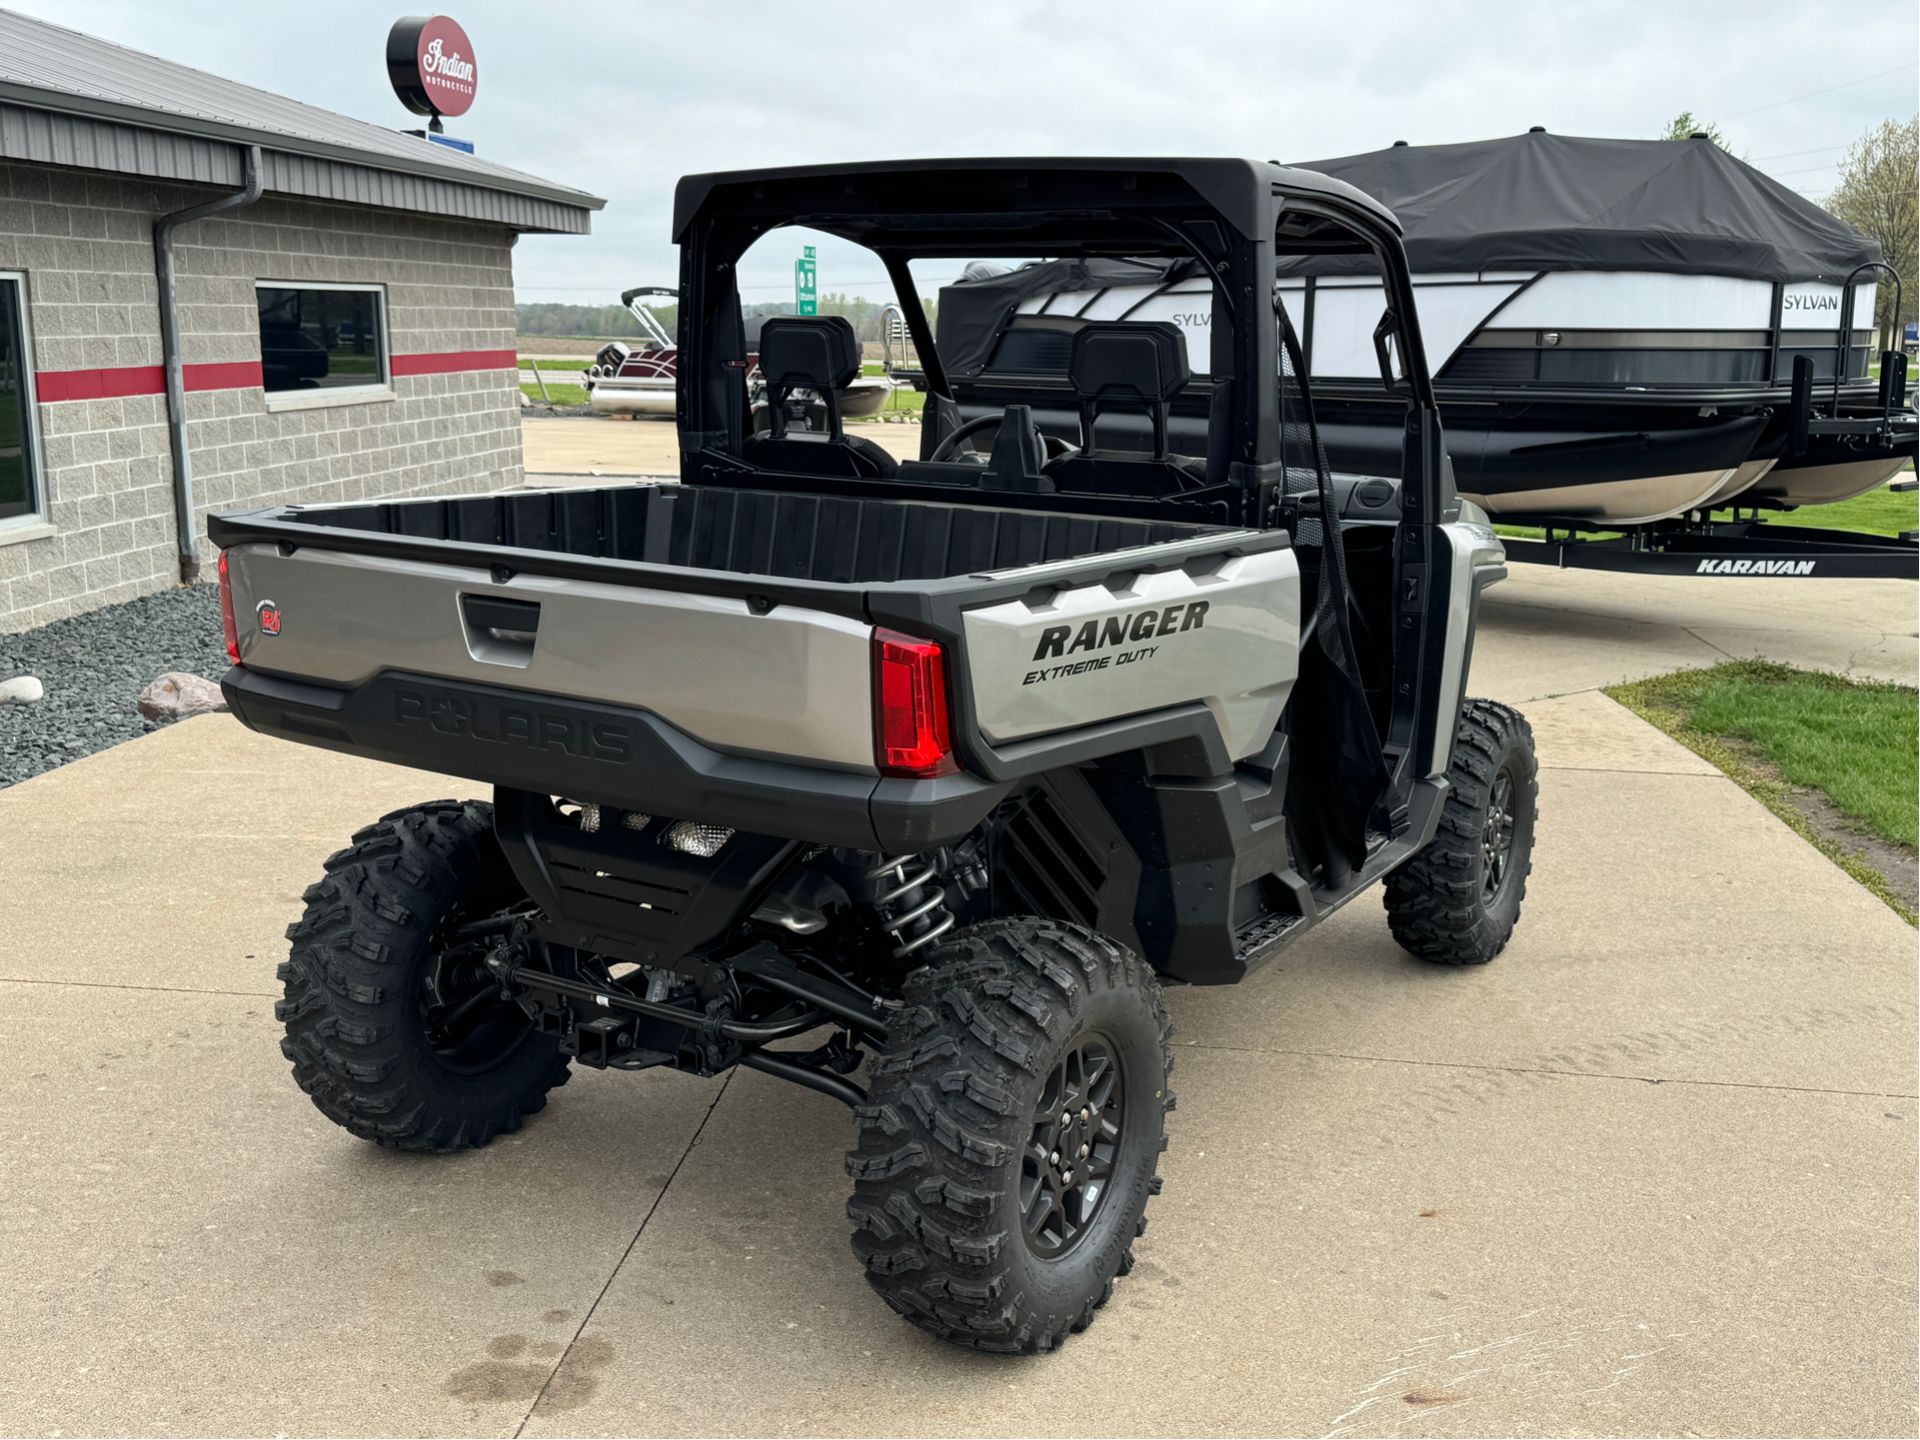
[511,1069,736,1439]
[0,975,275,999]
[1682,624,1735,659]
[1179,1038,1919,1102]
[1534,764,1727,776]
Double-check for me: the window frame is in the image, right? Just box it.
[0,269,49,542]
[254,279,395,412]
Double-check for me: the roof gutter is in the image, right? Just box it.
[0,81,605,213]
[155,144,262,585]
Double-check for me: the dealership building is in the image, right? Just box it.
[0,10,602,631]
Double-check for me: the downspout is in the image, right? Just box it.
[155,144,263,584]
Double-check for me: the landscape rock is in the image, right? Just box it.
[0,675,44,705]
[0,585,229,789]
[137,671,228,722]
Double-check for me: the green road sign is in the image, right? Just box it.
[795,244,817,316]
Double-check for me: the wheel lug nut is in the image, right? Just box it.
[1050,1151,1059,1164]
[1061,1111,1071,1126]
[1062,1169,1073,1183]
[1079,1144,1088,1158]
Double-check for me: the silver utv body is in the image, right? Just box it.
[221,489,1499,783]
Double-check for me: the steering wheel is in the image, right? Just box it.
[928,411,1079,468]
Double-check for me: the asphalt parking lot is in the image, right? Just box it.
[0,567,1913,1437]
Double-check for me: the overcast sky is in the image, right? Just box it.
[9,0,1917,306]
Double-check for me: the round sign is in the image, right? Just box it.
[386,15,477,119]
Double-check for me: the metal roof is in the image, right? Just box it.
[0,7,602,233]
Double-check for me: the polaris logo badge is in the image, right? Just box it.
[393,690,633,763]
[1694,559,1816,575]
[1031,600,1209,661]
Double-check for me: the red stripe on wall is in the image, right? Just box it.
[389,349,518,377]
[34,361,264,402]
[34,365,164,402]
[35,349,511,401]
[187,360,266,392]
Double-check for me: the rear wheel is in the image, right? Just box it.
[1384,698,1538,964]
[847,918,1173,1353]
[277,800,569,1151]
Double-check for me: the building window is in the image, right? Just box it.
[255,282,389,397]
[0,274,42,528]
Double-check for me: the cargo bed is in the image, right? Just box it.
[212,481,1299,851]
[216,483,1216,602]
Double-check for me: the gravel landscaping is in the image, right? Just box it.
[0,584,228,789]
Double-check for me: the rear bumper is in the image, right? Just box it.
[222,666,1008,853]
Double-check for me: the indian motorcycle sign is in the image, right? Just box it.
[387,15,478,119]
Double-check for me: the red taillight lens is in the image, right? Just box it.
[218,550,241,665]
[873,628,956,778]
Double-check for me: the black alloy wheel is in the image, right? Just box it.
[1021,1033,1125,1258]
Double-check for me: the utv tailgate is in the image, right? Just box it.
[215,484,1297,850]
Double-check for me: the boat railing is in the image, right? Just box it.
[619,286,677,351]
[1834,261,1906,422]
[881,303,920,379]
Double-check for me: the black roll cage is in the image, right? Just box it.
[670,157,1457,810]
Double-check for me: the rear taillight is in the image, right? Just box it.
[218,550,241,665]
[873,628,956,778]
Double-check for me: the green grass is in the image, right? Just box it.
[1609,661,1918,921]
[519,381,591,406]
[1493,482,1915,544]
[1716,482,1915,538]
[1493,523,1621,542]
[849,386,926,421]
[513,375,926,415]
[518,357,593,374]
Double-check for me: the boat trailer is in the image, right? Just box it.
[1507,342,1916,580]
[1502,507,1917,580]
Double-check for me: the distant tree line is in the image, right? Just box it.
[515,302,660,339]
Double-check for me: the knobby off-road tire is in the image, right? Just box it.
[847,918,1174,1353]
[1385,697,1538,964]
[277,800,569,1151]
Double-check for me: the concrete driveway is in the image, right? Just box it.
[0,571,1913,1437]
[521,415,922,477]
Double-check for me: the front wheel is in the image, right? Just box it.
[1384,698,1538,964]
[847,919,1173,1353]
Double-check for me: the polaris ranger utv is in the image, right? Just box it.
[212,159,1535,1354]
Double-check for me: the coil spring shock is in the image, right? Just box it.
[864,853,955,959]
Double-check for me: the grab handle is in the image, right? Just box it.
[460,593,540,667]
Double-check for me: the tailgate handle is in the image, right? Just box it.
[461,593,541,667]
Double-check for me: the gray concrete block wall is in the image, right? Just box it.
[0,161,526,632]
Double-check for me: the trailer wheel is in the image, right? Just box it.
[277,800,569,1151]
[1384,698,1538,965]
[846,918,1173,1353]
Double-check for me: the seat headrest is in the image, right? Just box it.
[757,315,861,392]
[1068,321,1191,406]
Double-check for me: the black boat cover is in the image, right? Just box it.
[936,257,1200,384]
[1289,131,1879,283]
[932,132,1881,377]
